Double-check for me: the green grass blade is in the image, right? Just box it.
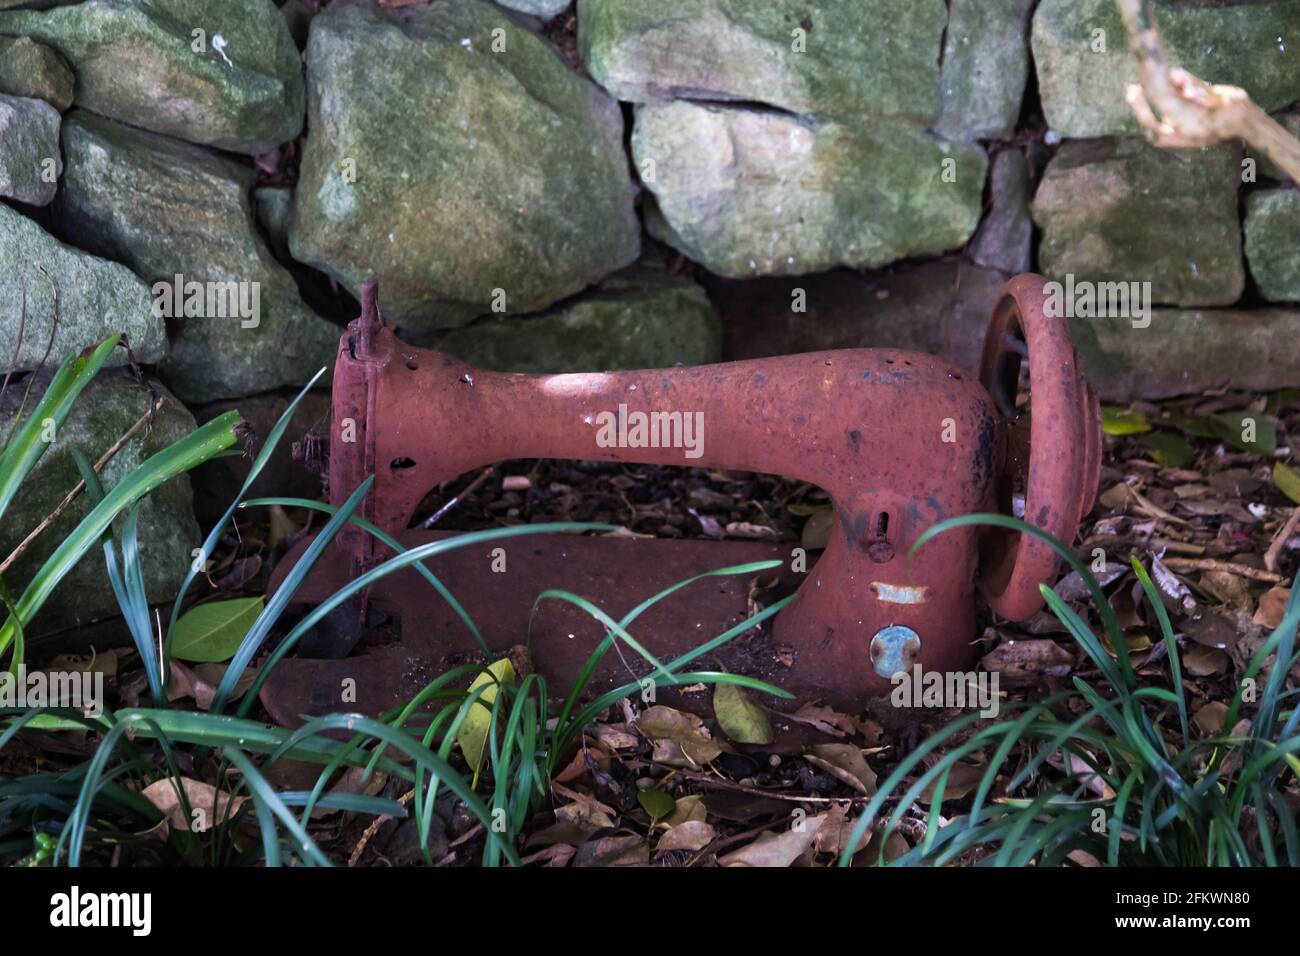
[1129,556,1189,745]
[166,369,325,640]
[239,495,488,656]
[210,476,374,712]
[0,411,240,658]
[913,513,1133,688]
[0,336,119,526]
[235,523,612,717]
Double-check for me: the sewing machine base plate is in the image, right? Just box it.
[259,531,813,727]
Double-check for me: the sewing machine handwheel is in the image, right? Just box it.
[976,274,1101,621]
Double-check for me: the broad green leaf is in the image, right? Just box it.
[457,658,515,785]
[170,597,266,663]
[1212,411,1276,455]
[1274,462,1300,506]
[1161,412,1223,439]
[1137,431,1195,468]
[1101,406,1151,436]
[714,681,774,744]
[637,788,676,820]
[1161,411,1276,455]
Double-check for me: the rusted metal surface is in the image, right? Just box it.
[262,273,1099,722]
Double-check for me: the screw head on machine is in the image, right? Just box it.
[870,625,921,679]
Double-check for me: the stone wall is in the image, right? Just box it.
[0,0,1297,627]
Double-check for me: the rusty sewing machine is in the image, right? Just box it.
[260,274,1101,725]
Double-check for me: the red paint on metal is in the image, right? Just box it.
[262,273,1099,719]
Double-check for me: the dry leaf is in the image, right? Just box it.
[786,703,856,737]
[591,723,638,750]
[918,761,986,805]
[1183,643,1228,676]
[520,843,576,867]
[1193,701,1229,736]
[636,706,723,768]
[572,835,648,867]
[713,682,774,744]
[661,794,707,828]
[656,820,715,853]
[555,801,616,834]
[140,777,246,833]
[813,802,871,857]
[804,743,876,795]
[980,639,1074,685]
[718,814,824,867]
[1254,586,1291,629]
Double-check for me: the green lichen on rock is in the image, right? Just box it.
[633,101,986,278]
[0,0,305,152]
[56,111,339,402]
[1245,188,1300,303]
[0,203,164,371]
[290,0,640,333]
[578,0,945,123]
[0,373,201,633]
[0,35,74,110]
[1070,308,1300,401]
[935,0,1034,142]
[1032,138,1243,307]
[430,269,721,372]
[0,92,60,204]
[1033,0,1300,138]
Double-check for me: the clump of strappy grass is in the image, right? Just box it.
[841,514,1300,867]
[2,375,790,867]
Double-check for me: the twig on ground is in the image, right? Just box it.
[347,788,414,867]
[1264,506,1300,574]
[1159,557,1285,584]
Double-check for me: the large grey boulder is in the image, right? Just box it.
[578,0,946,123]
[1032,138,1243,307]
[289,0,640,334]
[56,111,339,402]
[632,101,986,278]
[0,0,305,152]
[1033,0,1300,139]
[0,92,60,204]
[0,203,165,372]
[0,372,202,633]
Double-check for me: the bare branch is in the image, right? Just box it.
[1115,0,1300,182]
